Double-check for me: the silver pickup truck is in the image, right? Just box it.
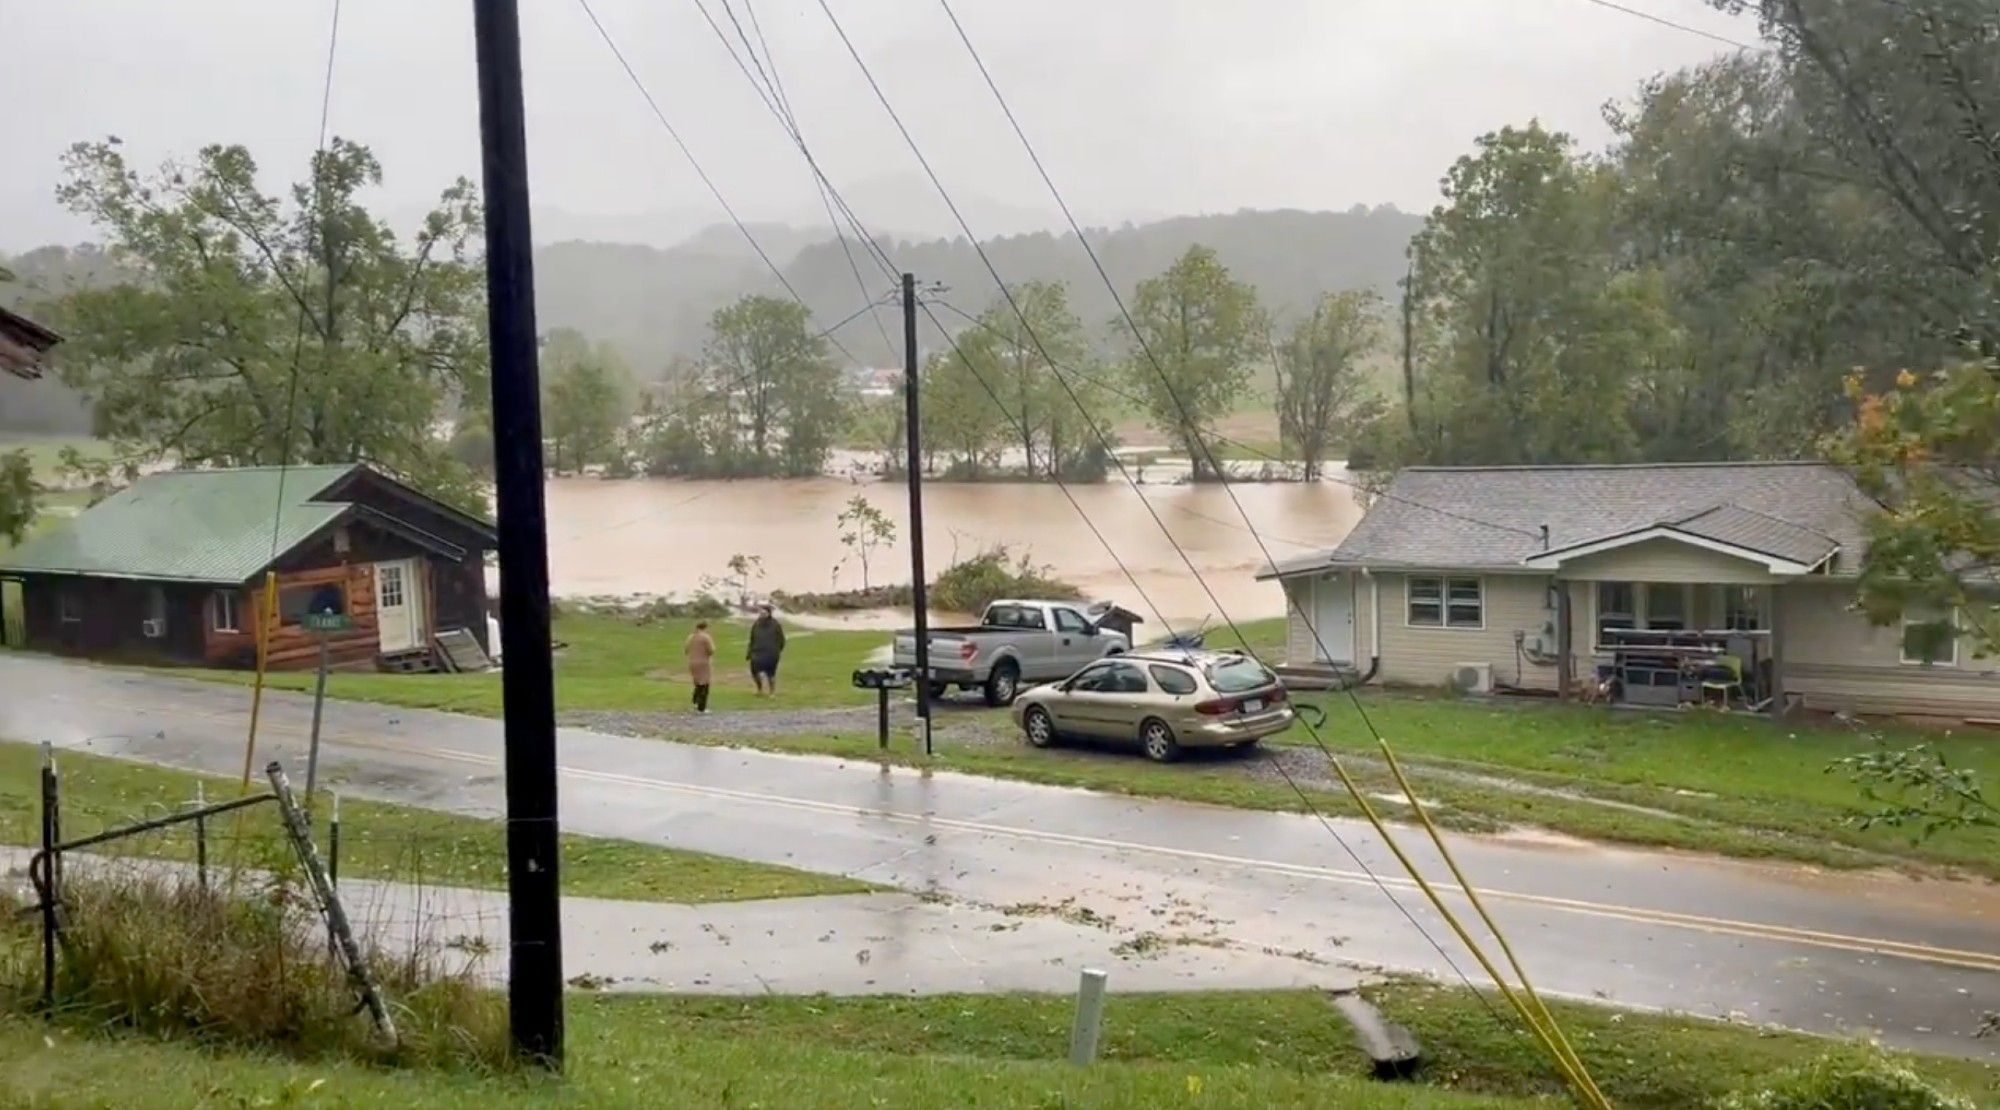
[892,599,1131,707]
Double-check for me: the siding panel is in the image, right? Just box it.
[1375,573,1561,691]
[1776,581,2000,717]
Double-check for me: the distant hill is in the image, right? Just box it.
[535,206,1424,373]
[1,206,1426,433]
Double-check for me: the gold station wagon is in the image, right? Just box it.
[1010,650,1295,762]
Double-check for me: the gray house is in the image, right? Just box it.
[1259,462,1997,720]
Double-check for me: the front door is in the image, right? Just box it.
[1312,574,1354,665]
[0,579,23,648]
[373,559,426,654]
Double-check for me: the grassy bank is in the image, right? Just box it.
[0,740,871,904]
[183,610,887,715]
[3,984,1992,1108]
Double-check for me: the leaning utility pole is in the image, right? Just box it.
[902,273,933,756]
[471,0,564,1067]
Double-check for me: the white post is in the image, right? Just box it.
[1069,967,1109,1066]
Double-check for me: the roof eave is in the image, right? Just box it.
[1519,526,1835,576]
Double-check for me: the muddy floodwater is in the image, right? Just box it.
[543,472,1364,626]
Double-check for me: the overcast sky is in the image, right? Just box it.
[1,0,1758,251]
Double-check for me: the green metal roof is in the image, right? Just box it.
[0,464,362,584]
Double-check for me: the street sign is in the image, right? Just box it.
[301,611,353,633]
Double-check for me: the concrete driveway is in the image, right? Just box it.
[1,652,1995,1060]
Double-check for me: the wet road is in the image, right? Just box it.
[2,653,1996,1060]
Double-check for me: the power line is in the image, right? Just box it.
[572,0,865,367]
[1577,0,1760,50]
[932,3,1607,1096]
[814,0,1505,1023]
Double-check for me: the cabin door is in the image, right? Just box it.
[373,559,426,654]
[1,579,23,648]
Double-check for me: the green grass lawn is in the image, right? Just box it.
[0,739,871,904]
[2,984,1991,1109]
[179,610,887,715]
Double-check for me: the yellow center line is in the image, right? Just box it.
[303,739,1997,975]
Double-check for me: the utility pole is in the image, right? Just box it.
[902,273,933,756]
[471,0,563,1067]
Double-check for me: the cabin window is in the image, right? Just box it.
[212,590,241,633]
[278,583,347,626]
[1407,576,1481,629]
[57,591,81,624]
[1900,604,1957,667]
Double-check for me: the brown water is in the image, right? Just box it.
[543,472,1363,627]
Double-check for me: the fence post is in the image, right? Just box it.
[38,742,60,1006]
[1069,967,1109,1066]
[266,762,396,1044]
[193,781,209,894]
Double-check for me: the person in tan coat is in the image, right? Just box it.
[684,620,717,714]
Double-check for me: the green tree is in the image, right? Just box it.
[1116,246,1266,481]
[919,346,1006,478]
[51,138,488,506]
[945,283,1109,480]
[835,495,896,589]
[0,451,35,544]
[541,328,632,473]
[1274,291,1386,480]
[698,296,843,477]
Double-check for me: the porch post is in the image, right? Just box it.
[1768,586,1786,712]
[1555,579,1573,700]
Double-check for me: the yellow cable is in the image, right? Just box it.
[1310,746,1610,1108]
[1376,738,1612,1109]
[238,570,279,792]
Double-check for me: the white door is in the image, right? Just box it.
[374,559,425,653]
[1312,574,1354,665]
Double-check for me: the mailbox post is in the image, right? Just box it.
[851,668,913,749]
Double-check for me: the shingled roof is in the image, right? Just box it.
[1262,462,1879,579]
[0,304,63,379]
[0,464,498,585]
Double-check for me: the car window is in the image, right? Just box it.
[1053,608,1088,633]
[988,605,1046,630]
[1206,656,1276,693]
[1067,663,1113,691]
[1149,665,1198,696]
[1102,662,1147,694]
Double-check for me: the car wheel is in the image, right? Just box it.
[1023,706,1056,748]
[984,661,1021,707]
[1140,718,1182,763]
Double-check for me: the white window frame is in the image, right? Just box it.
[1592,582,1697,651]
[1714,585,1766,633]
[1899,605,1959,667]
[1406,575,1483,630]
[212,590,241,633]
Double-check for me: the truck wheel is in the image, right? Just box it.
[1140,718,1182,763]
[926,681,951,703]
[984,661,1021,707]
[1022,706,1056,748]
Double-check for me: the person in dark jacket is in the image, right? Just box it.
[747,604,787,696]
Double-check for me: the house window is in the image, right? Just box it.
[143,587,168,637]
[212,590,241,633]
[1595,583,1636,645]
[1900,604,1958,667]
[1719,586,1764,632]
[1408,576,1481,629]
[1595,582,1694,649]
[57,591,81,624]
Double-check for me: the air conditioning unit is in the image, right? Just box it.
[1449,662,1494,695]
[141,618,166,639]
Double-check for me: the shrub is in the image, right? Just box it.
[1,866,510,1074]
[929,545,1082,614]
[1713,1046,1975,1110]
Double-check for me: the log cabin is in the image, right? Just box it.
[0,304,62,379]
[0,463,496,671]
